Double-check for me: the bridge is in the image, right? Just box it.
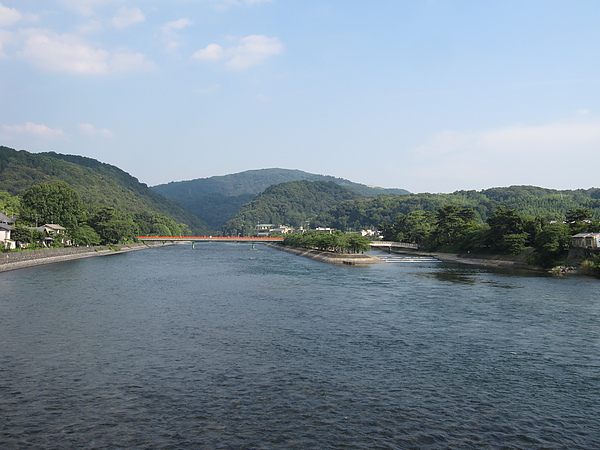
[137,236,284,249]
[370,241,419,250]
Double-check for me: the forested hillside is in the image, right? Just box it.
[312,187,600,231]
[152,168,409,229]
[0,146,208,234]
[222,180,360,236]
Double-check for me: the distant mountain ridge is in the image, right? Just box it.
[151,168,409,230]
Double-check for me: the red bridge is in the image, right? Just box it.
[138,236,284,244]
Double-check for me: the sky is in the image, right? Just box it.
[1,0,599,193]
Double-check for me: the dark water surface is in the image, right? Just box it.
[1,244,599,448]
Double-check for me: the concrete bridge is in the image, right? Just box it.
[370,241,419,251]
[137,236,284,249]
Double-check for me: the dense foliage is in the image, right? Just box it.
[152,168,409,230]
[222,180,361,236]
[2,183,188,246]
[0,146,208,235]
[283,231,372,254]
[379,204,600,268]
[314,187,600,231]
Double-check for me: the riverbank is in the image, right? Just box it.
[267,243,542,269]
[266,243,383,265]
[0,242,172,273]
[379,247,547,271]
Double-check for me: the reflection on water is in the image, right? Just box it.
[1,244,599,448]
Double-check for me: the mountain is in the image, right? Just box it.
[0,146,209,234]
[152,168,409,230]
[222,180,361,236]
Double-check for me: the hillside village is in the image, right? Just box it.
[0,212,68,250]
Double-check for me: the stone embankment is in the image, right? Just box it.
[0,242,171,273]
[266,243,383,265]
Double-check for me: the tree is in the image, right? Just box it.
[566,208,592,223]
[10,225,32,246]
[486,207,528,254]
[432,205,477,249]
[342,233,371,253]
[71,224,101,246]
[0,191,20,217]
[398,210,435,244]
[21,182,85,229]
[528,222,571,268]
[88,207,139,244]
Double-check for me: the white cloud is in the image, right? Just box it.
[2,122,66,139]
[405,117,600,192]
[163,18,193,33]
[161,18,192,51]
[192,35,283,69]
[193,43,224,61]
[111,6,145,30]
[78,123,114,138]
[0,29,16,58]
[0,3,22,27]
[17,28,154,75]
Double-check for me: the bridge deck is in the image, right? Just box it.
[370,241,419,249]
[138,236,284,242]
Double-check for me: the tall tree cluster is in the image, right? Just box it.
[380,205,599,267]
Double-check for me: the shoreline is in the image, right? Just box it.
[378,248,548,271]
[268,243,546,271]
[0,241,547,273]
[0,242,172,273]
[266,243,384,265]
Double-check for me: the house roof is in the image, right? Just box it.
[572,232,600,238]
[44,224,66,230]
[0,212,15,224]
[0,223,12,231]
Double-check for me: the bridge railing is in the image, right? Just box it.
[370,241,419,249]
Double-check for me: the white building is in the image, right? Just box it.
[571,232,600,249]
[0,223,15,250]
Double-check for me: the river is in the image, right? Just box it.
[1,244,599,448]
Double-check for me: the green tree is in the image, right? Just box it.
[486,207,528,254]
[398,210,435,244]
[432,205,477,249]
[528,222,571,268]
[10,225,32,245]
[566,208,592,223]
[71,224,101,246]
[343,233,371,253]
[88,207,139,244]
[21,181,85,229]
[0,191,20,217]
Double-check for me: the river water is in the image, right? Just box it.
[1,244,599,448]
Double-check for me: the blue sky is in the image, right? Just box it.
[1,0,599,193]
